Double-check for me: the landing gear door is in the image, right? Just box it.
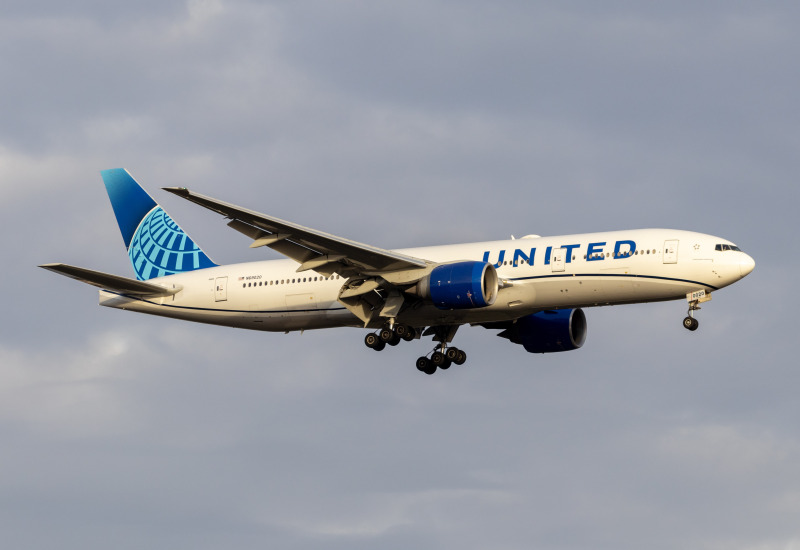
[664,240,679,264]
[551,248,566,272]
[215,276,228,302]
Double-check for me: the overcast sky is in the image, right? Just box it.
[2,1,799,549]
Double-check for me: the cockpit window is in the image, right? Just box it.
[715,244,742,252]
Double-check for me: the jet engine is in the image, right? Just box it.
[499,309,587,353]
[415,261,498,309]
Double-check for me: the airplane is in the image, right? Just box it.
[40,168,755,375]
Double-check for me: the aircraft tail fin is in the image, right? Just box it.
[101,168,217,281]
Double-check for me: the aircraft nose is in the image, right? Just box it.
[739,253,755,278]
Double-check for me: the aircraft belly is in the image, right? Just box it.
[100,266,719,334]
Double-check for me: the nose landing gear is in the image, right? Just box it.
[683,289,711,331]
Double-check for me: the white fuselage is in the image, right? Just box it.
[99,229,754,331]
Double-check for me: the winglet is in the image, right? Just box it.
[162,186,191,198]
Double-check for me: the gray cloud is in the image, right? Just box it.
[2,1,798,548]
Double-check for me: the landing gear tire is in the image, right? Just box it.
[365,333,381,350]
[379,328,395,344]
[416,357,436,375]
[683,316,699,331]
[395,324,415,341]
[431,351,451,370]
[444,347,467,365]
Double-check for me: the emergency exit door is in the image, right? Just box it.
[215,277,228,302]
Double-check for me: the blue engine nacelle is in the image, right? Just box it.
[417,261,499,309]
[499,309,587,353]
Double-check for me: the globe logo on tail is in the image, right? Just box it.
[129,206,215,280]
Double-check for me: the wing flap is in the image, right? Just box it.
[39,263,182,297]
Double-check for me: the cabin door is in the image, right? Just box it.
[551,248,566,272]
[663,240,679,264]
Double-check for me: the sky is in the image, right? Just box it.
[2,1,799,548]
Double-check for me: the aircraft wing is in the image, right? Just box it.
[162,187,429,275]
[39,263,181,297]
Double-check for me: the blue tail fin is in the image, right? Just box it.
[101,168,217,280]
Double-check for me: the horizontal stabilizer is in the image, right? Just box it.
[39,263,182,297]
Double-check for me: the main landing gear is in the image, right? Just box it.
[364,323,467,375]
[364,323,415,351]
[415,345,467,375]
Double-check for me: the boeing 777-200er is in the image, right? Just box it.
[41,169,755,375]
